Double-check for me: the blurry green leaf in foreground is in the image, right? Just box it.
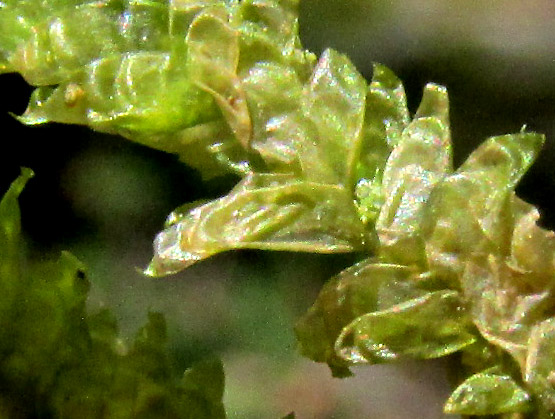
[0,168,33,354]
[444,370,531,415]
[146,173,369,276]
[0,172,226,418]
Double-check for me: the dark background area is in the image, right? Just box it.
[1,1,555,417]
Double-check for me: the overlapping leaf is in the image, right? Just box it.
[186,6,251,148]
[4,0,555,416]
[374,83,451,266]
[295,260,425,376]
[354,64,409,224]
[422,132,544,280]
[335,290,475,364]
[244,48,366,185]
[295,259,473,376]
[444,369,531,415]
[3,0,315,179]
[146,173,369,276]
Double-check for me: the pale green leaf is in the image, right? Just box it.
[422,132,545,281]
[295,260,446,376]
[525,318,555,412]
[364,63,410,151]
[353,76,447,230]
[242,61,304,174]
[237,0,315,79]
[2,1,171,85]
[160,120,252,179]
[461,254,553,369]
[335,290,475,364]
[510,198,555,286]
[145,173,368,276]
[303,48,366,186]
[356,64,410,179]
[245,49,366,185]
[444,371,531,415]
[17,50,220,137]
[186,7,252,148]
[375,83,451,265]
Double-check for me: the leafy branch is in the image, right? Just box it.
[2,0,555,417]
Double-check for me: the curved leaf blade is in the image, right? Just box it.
[146,174,368,276]
[186,7,252,148]
[335,290,475,364]
[422,132,545,280]
[245,49,366,185]
[525,318,555,413]
[444,371,531,415]
[295,260,442,376]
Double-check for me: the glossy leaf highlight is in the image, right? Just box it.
[146,173,369,276]
[444,371,531,415]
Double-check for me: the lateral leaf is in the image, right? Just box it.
[145,173,368,276]
[525,318,555,412]
[335,290,475,363]
[422,132,545,281]
[375,83,451,265]
[444,371,531,415]
[295,260,438,377]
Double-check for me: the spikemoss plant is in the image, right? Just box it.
[2,0,555,417]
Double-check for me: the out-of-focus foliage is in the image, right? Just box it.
[3,0,555,417]
[0,170,226,418]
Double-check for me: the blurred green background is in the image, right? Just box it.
[2,0,555,417]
